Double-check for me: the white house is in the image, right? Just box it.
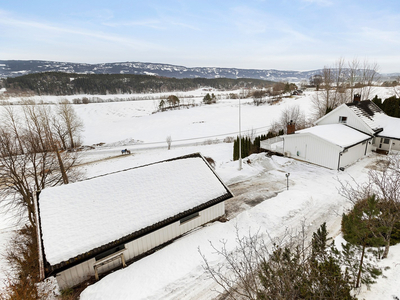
[316,99,400,153]
[261,97,400,170]
[35,153,233,290]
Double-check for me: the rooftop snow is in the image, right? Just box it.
[374,114,400,139]
[39,155,230,265]
[297,124,371,148]
[346,101,400,139]
[346,101,386,132]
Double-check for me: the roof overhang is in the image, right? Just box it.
[37,153,234,277]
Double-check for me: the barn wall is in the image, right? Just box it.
[339,141,370,169]
[55,258,96,291]
[284,134,340,170]
[55,202,225,290]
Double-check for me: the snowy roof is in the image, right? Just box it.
[296,124,371,148]
[374,114,400,140]
[346,100,386,132]
[38,153,232,267]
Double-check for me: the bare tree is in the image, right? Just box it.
[393,76,400,98]
[347,58,361,102]
[279,105,307,133]
[312,58,380,120]
[338,154,400,259]
[0,102,82,227]
[0,105,25,155]
[200,224,357,300]
[358,60,380,101]
[367,154,400,258]
[310,74,323,91]
[56,99,84,149]
[252,90,266,106]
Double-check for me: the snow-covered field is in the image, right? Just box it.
[1,87,399,299]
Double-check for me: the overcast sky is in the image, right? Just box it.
[1,0,400,73]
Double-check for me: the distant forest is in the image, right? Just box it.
[2,72,274,95]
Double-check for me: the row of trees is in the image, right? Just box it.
[4,72,274,96]
[0,100,84,298]
[372,95,400,118]
[0,100,83,227]
[311,58,380,119]
[272,82,298,95]
[233,131,283,161]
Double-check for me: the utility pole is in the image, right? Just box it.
[238,89,242,170]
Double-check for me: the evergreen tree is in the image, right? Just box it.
[372,95,382,108]
[341,195,384,288]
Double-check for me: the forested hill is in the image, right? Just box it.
[0,60,322,81]
[3,72,274,95]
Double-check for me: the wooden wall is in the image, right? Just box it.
[55,202,225,290]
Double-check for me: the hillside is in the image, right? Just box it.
[0,60,322,81]
[2,72,274,95]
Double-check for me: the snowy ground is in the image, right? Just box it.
[78,146,400,300]
[0,87,399,299]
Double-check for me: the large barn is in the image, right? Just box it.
[35,153,233,290]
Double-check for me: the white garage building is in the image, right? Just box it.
[35,153,233,290]
[283,124,372,170]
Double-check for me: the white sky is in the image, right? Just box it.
[1,1,400,73]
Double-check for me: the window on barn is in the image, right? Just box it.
[384,138,390,144]
[95,245,125,261]
[339,116,347,123]
[180,212,199,224]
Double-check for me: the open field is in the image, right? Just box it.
[1,86,399,299]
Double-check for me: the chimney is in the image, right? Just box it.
[354,93,361,103]
[287,120,295,134]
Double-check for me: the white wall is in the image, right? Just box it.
[284,133,371,170]
[391,140,400,151]
[316,105,372,134]
[373,137,400,152]
[284,133,341,170]
[339,141,371,169]
[55,202,225,290]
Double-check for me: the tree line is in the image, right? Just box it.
[2,72,274,96]
[233,131,284,161]
[310,58,380,119]
[0,100,83,299]
[372,95,400,118]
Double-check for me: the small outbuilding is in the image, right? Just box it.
[283,124,372,170]
[35,153,233,290]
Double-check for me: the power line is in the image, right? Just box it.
[130,125,273,146]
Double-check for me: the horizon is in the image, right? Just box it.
[1,1,400,73]
[2,59,400,75]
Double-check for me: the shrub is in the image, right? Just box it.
[203,93,216,104]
